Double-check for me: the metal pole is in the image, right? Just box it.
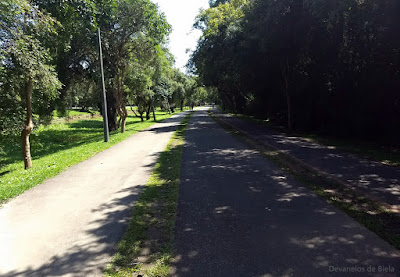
[97,27,109,142]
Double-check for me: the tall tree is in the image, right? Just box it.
[0,0,61,169]
[190,0,249,113]
[97,0,171,132]
[192,0,400,143]
[32,0,98,114]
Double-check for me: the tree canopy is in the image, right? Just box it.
[0,0,200,169]
[190,0,400,144]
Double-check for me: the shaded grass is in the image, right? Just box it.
[306,135,400,167]
[50,110,101,125]
[229,112,400,166]
[209,111,400,250]
[0,111,177,204]
[53,109,99,118]
[104,112,193,277]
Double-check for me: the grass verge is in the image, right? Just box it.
[53,109,99,118]
[209,111,400,250]
[50,109,100,124]
[104,111,193,277]
[306,135,400,167]
[0,111,179,204]
[228,112,400,166]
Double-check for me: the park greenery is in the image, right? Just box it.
[0,0,398,194]
[191,0,400,145]
[105,112,193,277]
[0,0,399,273]
[0,0,211,170]
[0,110,178,204]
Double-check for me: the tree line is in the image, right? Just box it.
[0,0,208,169]
[191,0,400,144]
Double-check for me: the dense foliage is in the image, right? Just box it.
[191,0,400,144]
[0,0,61,133]
[0,0,210,134]
[0,0,210,168]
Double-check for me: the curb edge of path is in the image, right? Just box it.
[209,110,400,215]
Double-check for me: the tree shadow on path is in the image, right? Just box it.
[4,184,145,277]
[171,111,400,277]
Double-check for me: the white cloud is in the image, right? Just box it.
[152,0,209,72]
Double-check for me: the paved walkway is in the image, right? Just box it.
[212,109,400,212]
[172,109,399,276]
[0,112,188,277]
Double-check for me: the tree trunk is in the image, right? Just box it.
[152,105,156,121]
[283,73,292,131]
[119,104,127,133]
[119,102,128,133]
[146,104,151,120]
[285,89,292,131]
[106,93,118,131]
[166,100,172,114]
[232,95,237,114]
[281,59,293,132]
[121,115,127,133]
[115,71,128,133]
[21,77,34,169]
[180,99,183,111]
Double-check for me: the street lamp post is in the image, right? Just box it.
[97,27,109,142]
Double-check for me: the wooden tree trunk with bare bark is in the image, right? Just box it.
[281,59,293,132]
[285,88,292,131]
[146,104,151,120]
[152,104,156,121]
[115,72,128,133]
[120,113,127,133]
[21,77,34,169]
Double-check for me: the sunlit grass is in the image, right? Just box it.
[52,109,99,118]
[104,112,193,277]
[0,111,177,204]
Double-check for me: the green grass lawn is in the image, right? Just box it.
[104,112,193,277]
[52,109,97,118]
[49,109,101,125]
[0,111,179,204]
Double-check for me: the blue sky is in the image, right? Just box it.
[152,0,210,72]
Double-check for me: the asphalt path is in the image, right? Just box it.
[172,109,400,277]
[213,111,400,212]
[0,111,188,277]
